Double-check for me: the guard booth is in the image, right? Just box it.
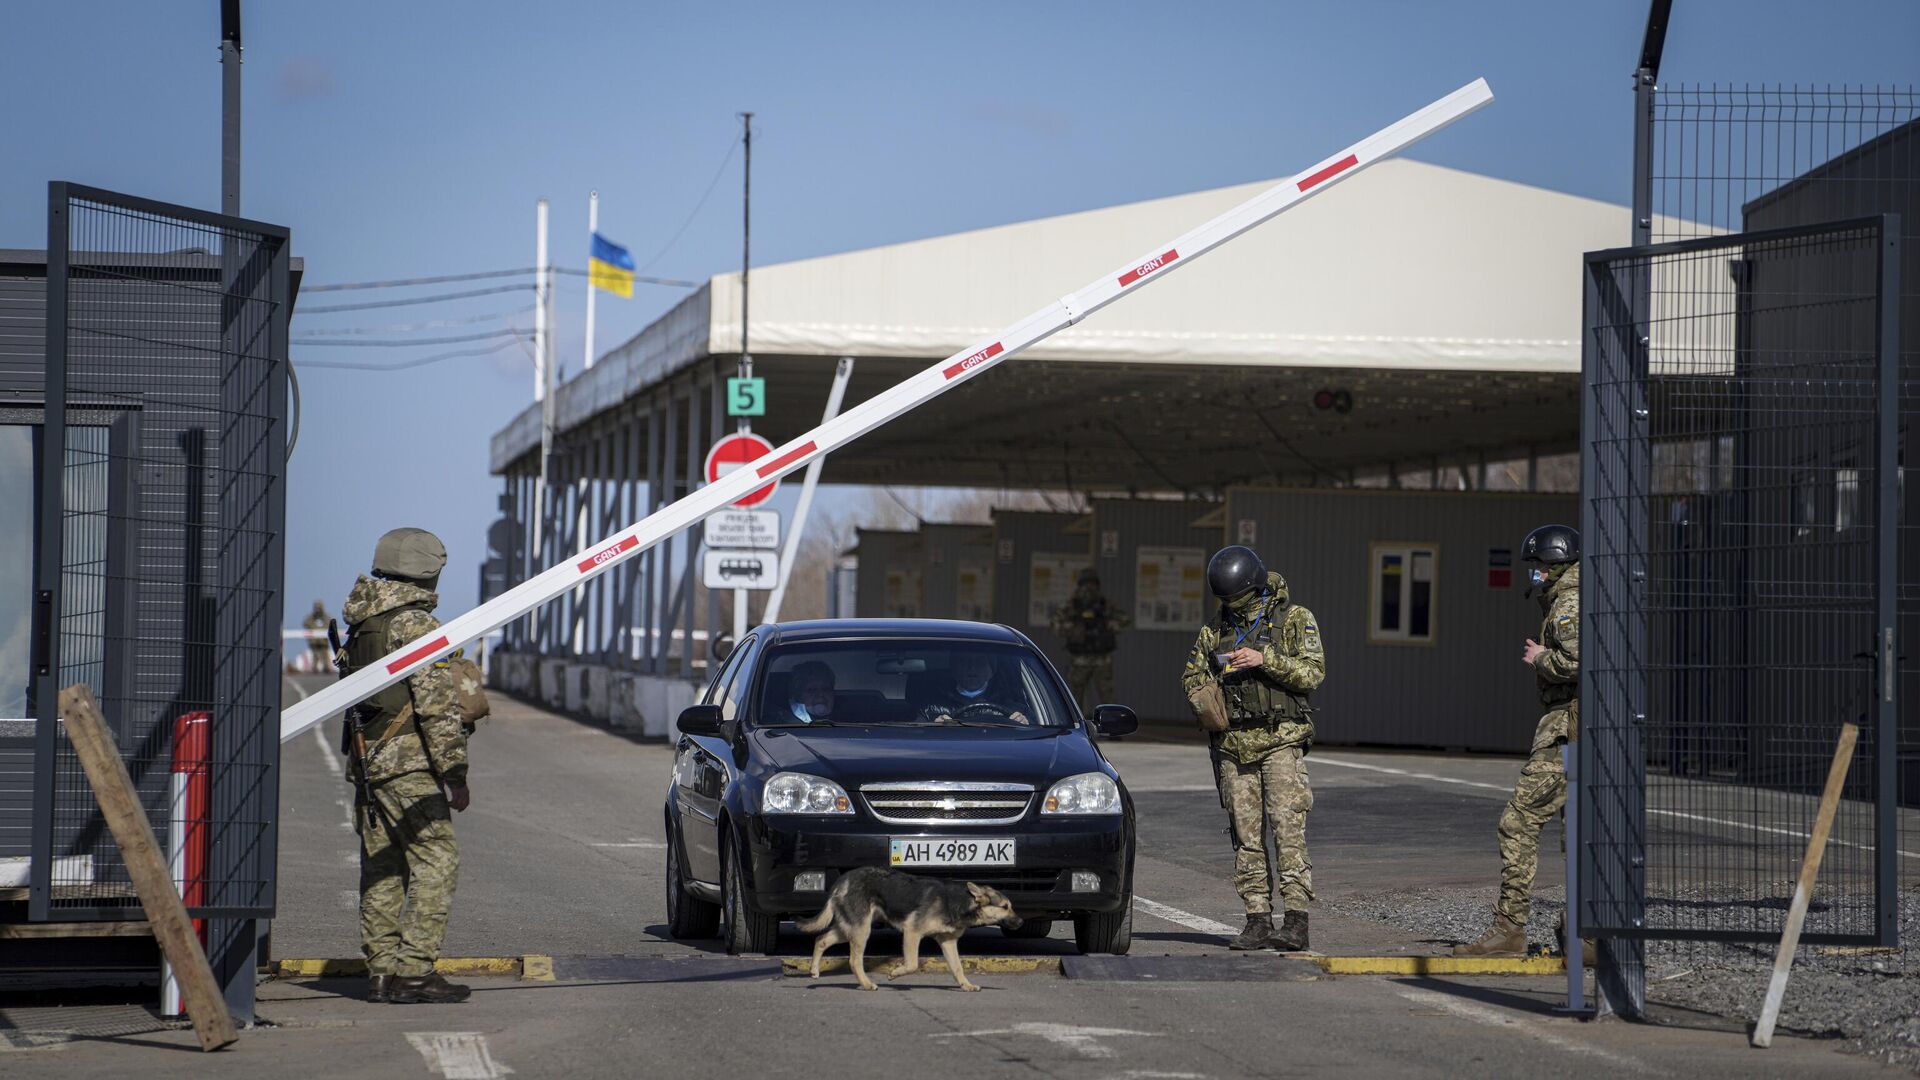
[0,185,296,1020]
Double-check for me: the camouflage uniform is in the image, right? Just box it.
[1181,572,1325,915]
[343,575,471,979]
[303,603,330,672]
[1051,583,1128,714]
[1494,562,1579,926]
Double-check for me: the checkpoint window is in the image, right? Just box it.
[1369,543,1437,645]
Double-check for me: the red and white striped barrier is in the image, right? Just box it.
[161,711,210,1017]
[280,78,1494,743]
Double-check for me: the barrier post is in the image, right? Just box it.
[161,711,211,1017]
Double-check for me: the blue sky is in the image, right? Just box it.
[5,0,1918,629]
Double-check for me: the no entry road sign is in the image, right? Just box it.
[704,433,779,508]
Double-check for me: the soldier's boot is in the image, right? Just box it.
[1553,912,1597,965]
[386,972,471,1004]
[366,974,392,1004]
[1453,914,1526,957]
[1228,914,1274,951]
[1271,910,1309,952]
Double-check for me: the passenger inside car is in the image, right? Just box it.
[775,660,836,724]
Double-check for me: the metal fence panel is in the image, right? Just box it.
[31,183,289,922]
[1580,216,1899,948]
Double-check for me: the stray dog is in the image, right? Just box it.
[797,866,1022,991]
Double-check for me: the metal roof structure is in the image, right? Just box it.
[491,160,1637,491]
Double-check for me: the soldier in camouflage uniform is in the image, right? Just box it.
[342,528,475,1004]
[1457,524,1579,957]
[1181,546,1325,952]
[303,600,331,673]
[1051,569,1128,715]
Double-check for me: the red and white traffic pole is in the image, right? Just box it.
[280,78,1494,744]
[161,711,211,1016]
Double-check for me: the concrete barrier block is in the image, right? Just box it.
[608,673,644,731]
[539,659,567,708]
[585,665,611,720]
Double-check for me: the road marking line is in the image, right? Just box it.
[406,1032,514,1079]
[1132,897,1237,937]
[1646,807,1919,861]
[1315,756,1919,860]
[1394,987,1645,1071]
[1127,785,1219,793]
[931,1023,1159,1060]
[589,839,665,849]
[1313,755,1510,792]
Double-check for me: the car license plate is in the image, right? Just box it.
[889,838,1016,867]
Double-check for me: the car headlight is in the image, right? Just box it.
[1041,772,1121,815]
[761,772,853,815]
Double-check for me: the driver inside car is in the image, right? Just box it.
[780,661,837,725]
[918,652,1030,724]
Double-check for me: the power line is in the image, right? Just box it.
[297,338,524,372]
[291,327,524,347]
[638,137,739,274]
[551,266,700,289]
[302,267,539,292]
[297,283,533,313]
[293,305,535,335]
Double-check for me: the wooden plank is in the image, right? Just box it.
[0,920,152,939]
[1751,721,1860,1049]
[57,684,237,1052]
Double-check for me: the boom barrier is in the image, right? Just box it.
[280,77,1495,742]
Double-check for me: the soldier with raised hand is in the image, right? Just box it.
[1456,524,1580,958]
[342,527,474,1004]
[1051,568,1128,716]
[1181,545,1325,952]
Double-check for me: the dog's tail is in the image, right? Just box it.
[795,897,836,934]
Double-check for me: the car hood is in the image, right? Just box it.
[747,726,1108,786]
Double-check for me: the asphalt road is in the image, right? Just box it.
[3,676,1899,1078]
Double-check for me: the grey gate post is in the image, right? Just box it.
[1873,216,1901,947]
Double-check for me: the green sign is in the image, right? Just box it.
[727,376,766,417]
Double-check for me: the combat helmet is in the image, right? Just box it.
[371,527,448,586]
[1206,545,1266,600]
[1521,524,1579,565]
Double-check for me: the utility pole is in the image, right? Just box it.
[220,0,241,214]
[733,112,754,643]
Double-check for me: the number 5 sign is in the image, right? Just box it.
[727,376,766,417]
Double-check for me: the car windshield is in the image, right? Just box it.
[753,640,1071,729]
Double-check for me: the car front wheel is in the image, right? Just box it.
[1073,893,1133,955]
[721,834,780,955]
[665,829,720,939]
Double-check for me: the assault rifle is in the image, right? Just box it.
[329,619,382,828]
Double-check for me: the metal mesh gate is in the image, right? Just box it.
[31,183,290,926]
[1581,217,1901,960]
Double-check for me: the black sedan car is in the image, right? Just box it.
[663,619,1138,956]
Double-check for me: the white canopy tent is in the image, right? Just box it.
[494,159,1637,489]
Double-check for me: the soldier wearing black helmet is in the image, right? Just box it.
[1181,545,1325,951]
[1457,524,1580,957]
[340,527,476,1004]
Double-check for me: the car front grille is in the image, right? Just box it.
[861,782,1034,825]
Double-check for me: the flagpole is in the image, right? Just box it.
[584,190,598,371]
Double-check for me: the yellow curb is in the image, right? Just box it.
[783,956,1060,977]
[274,957,528,978]
[522,954,556,981]
[1313,955,1566,976]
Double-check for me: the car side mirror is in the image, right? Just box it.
[677,703,724,737]
[1091,704,1137,737]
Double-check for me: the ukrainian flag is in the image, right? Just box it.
[589,232,635,298]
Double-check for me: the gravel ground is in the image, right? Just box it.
[1335,883,1918,1072]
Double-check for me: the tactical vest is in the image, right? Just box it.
[1067,599,1117,655]
[345,602,432,745]
[1212,600,1312,727]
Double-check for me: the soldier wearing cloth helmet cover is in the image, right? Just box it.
[340,527,478,1004]
[1180,546,1324,952]
[1456,524,1580,957]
